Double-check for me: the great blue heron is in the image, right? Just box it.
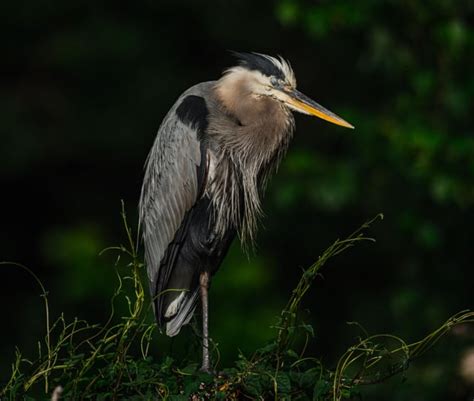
[139,52,353,372]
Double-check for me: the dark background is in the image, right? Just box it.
[1,0,473,399]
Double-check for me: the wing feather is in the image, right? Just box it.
[139,84,212,314]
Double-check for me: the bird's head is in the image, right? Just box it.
[217,52,354,129]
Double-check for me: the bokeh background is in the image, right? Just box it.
[1,0,473,399]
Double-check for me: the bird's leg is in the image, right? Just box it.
[199,270,211,372]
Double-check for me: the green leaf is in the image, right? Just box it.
[300,367,322,389]
[313,379,331,400]
[276,372,292,396]
[301,323,315,337]
[243,375,263,396]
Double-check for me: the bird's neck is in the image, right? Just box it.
[214,75,292,133]
[214,73,256,125]
[208,80,295,246]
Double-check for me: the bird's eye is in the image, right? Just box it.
[270,77,279,86]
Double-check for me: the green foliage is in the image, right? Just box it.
[1,209,472,400]
[272,0,474,210]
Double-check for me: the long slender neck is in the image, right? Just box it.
[213,69,293,143]
[208,72,295,246]
[214,69,263,126]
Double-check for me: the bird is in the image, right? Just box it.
[139,52,353,372]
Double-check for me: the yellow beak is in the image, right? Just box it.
[285,89,354,129]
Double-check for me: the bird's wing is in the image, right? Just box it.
[139,92,210,302]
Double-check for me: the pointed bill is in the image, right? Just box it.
[285,89,354,129]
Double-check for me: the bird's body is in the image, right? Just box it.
[139,53,353,371]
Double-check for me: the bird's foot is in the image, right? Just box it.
[199,364,212,375]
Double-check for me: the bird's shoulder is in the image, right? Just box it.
[155,81,215,139]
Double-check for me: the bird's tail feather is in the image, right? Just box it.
[163,289,199,337]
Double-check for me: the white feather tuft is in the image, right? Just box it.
[164,291,185,318]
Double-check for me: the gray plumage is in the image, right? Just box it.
[139,85,205,335]
[139,52,353,371]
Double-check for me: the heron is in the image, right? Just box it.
[139,52,353,372]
